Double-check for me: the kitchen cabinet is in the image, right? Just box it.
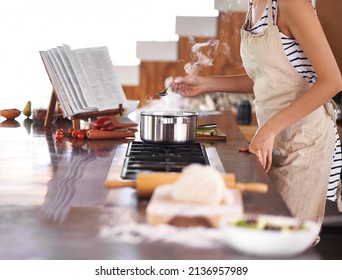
[0,111,320,260]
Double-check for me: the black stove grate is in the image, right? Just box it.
[121,141,210,179]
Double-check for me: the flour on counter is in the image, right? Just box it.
[98,223,228,248]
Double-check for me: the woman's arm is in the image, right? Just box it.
[171,74,254,97]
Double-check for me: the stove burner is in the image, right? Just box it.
[121,141,210,179]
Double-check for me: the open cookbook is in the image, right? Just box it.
[40,44,127,118]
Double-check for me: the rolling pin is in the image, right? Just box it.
[104,172,268,197]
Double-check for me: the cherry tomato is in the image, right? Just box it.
[67,128,75,137]
[55,132,64,141]
[77,130,87,140]
[72,129,80,139]
[56,128,64,134]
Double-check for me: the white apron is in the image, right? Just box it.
[240,0,336,224]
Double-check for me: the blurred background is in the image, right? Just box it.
[0,0,219,110]
[2,0,341,114]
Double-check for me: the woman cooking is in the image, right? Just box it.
[171,0,342,241]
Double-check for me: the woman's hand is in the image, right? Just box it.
[170,76,207,97]
[239,125,275,172]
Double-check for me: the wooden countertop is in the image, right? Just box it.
[0,112,318,260]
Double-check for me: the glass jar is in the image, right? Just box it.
[237,99,252,125]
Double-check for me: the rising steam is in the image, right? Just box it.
[184,37,219,76]
[142,0,246,112]
[139,38,220,113]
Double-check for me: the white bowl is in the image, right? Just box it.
[220,214,320,258]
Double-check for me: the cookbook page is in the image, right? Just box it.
[62,44,98,110]
[40,50,74,117]
[49,48,93,115]
[72,46,127,111]
[56,46,97,112]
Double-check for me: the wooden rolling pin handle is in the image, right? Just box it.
[104,179,136,188]
[234,182,268,193]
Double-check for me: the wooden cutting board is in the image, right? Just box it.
[196,129,227,142]
[146,185,243,228]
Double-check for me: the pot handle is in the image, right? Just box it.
[159,117,192,124]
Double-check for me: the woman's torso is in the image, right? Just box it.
[241,0,341,203]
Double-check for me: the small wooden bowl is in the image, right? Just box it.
[0,108,22,119]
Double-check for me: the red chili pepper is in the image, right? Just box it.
[94,117,116,131]
[94,117,112,130]
[101,120,115,131]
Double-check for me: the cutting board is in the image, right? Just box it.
[196,129,227,142]
[146,185,243,228]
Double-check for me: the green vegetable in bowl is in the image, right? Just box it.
[235,220,259,229]
[233,216,308,232]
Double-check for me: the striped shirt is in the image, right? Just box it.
[246,0,342,201]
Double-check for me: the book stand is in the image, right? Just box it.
[44,89,124,129]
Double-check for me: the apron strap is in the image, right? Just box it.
[244,0,253,29]
[267,0,274,26]
[274,0,279,25]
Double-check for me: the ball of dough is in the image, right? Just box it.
[170,164,226,205]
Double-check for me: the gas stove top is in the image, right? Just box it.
[121,141,210,179]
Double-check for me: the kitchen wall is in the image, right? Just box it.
[316,0,342,103]
[317,0,342,74]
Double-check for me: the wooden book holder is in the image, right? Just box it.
[44,89,124,129]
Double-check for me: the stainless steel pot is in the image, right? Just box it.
[140,111,198,144]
